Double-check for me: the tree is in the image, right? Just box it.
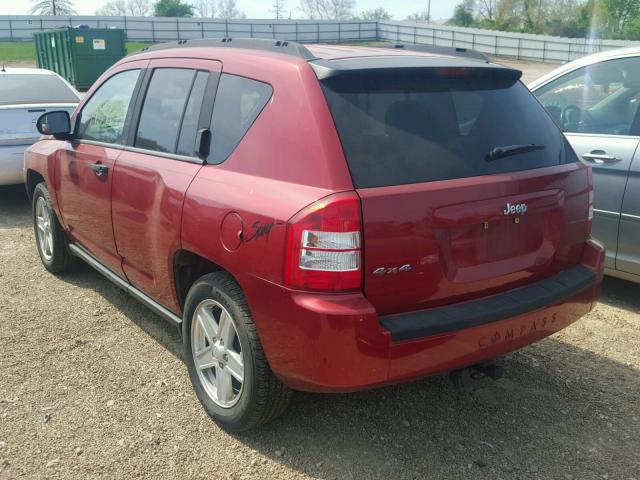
[128,0,151,15]
[601,0,640,35]
[96,0,127,15]
[272,0,286,19]
[357,7,391,20]
[193,0,217,17]
[299,0,355,20]
[406,11,430,22]
[96,0,150,16]
[153,0,193,17]
[476,0,498,21]
[450,0,475,26]
[31,0,76,15]
[218,0,245,18]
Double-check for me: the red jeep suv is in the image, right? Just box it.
[25,39,605,431]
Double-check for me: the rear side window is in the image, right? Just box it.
[321,69,569,188]
[135,68,195,154]
[209,74,272,164]
[0,74,79,105]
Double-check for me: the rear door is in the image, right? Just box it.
[534,56,640,271]
[56,63,145,275]
[111,58,220,312]
[321,66,591,315]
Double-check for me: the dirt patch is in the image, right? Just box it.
[0,184,638,480]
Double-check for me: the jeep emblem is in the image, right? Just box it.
[503,202,528,215]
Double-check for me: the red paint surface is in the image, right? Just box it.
[24,45,604,392]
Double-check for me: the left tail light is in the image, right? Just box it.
[284,192,362,291]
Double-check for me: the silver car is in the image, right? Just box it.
[530,47,640,284]
[0,68,79,185]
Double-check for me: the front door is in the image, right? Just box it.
[534,55,640,270]
[617,154,640,276]
[565,134,638,270]
[112,59,220,312]
[56,65,144,274]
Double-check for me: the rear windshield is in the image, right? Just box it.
[321,68,571,188]
[0,74,79,105]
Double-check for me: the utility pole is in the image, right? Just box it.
[272,0,285,20]
[427,0,431,22]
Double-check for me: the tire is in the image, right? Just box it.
[183,272,292,431]
[32,182,76,273]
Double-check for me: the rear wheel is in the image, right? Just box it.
[32,182,75,273]
[183,272,292,431]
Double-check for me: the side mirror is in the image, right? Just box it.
[36,111,72,140]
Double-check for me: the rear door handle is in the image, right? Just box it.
[89,163,108,177]
[581,150,621,164]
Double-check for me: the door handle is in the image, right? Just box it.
[89,163,108,177]
[581,150,621,165]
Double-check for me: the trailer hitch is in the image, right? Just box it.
[450,363,504,390]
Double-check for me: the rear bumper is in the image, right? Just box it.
[243,239,605,392]
[0,144,28,186]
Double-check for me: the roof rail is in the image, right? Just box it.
[392,44,490,63]
[135,37,318,60]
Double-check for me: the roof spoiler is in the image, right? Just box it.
[392,44,491,63]
[133,37,318,60]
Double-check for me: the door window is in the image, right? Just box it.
[176,71,209,157]
[535,56,640,136]
[209,74,272,164]
[76,69,140,144]
[135,68,196,154]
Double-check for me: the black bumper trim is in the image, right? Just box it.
[380,265,596,342]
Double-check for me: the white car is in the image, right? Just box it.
[529,47,640,283]
[0,68,80,185]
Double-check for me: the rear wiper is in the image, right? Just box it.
[486,144,545,162]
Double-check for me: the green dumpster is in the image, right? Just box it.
[34,27,126,91]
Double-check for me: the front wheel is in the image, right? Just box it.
[183,272,292,431]
[32,182,75,273]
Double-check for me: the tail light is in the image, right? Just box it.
[284,192,362,291]
[587,166,594,234]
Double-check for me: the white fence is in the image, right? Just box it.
[0,15,376,43]
[2,15,640,63]
[379,21,640,63]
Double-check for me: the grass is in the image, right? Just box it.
[0,42,36,62]
[0,41,152,63]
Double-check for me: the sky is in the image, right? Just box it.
[1,0,456,20]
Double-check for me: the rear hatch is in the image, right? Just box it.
[319,61,590,315]
[0,104,76,147]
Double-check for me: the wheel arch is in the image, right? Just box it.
[173,249,232,312]
[25,169,46,201]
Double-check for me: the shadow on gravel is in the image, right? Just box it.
[58,262,184,360]
[0,185,30,229]
[234,339,639,479]
[599,276,640,315]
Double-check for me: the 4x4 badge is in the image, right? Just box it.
[373,264,412,275]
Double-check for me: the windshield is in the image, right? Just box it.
[0,73,79,105]
[321,68,570,188]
